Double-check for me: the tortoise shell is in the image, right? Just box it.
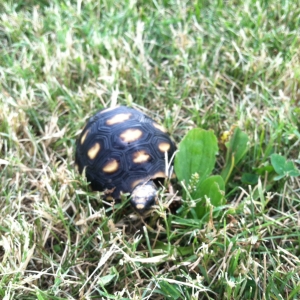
[75,106,176,212]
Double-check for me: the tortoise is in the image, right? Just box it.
[75,106,176,214]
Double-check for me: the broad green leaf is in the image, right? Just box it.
[241,173,259,185]
[271,153,300,180]
[254,164,274,175]
[193,175,225,219]
[221,127,249,184]
[285,162,300,176]
[174,128,218,185]
[270,154,286,175]
[273,174,285,181]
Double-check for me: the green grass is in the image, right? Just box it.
[1,0,300,299]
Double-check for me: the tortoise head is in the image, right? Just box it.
[130,181,158,214]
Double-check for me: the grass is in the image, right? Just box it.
[0,0,300,299]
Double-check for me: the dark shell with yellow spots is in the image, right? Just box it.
[75,106,176,212]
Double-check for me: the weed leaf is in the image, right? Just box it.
[221,127,249,184]
[174,128,218,185]
[271,153,300,180]
[193,175,225,219]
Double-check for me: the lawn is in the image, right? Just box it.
[0,0,300,299]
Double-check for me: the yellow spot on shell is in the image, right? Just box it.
[103,159,119,173]
[158,142,170,152]
[106,113,132,125]
[80,129,89,144]
[153,122,166,133]
[87,143,101,159]
[120,129,143,143]
[133,150,150,163]
[152,171,167,178]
